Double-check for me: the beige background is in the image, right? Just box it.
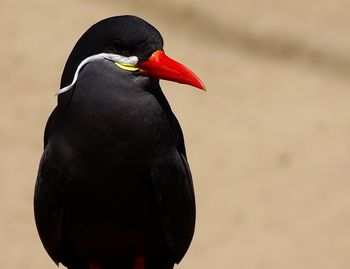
[1,0,350,268]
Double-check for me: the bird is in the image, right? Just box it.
[34,15,205,269]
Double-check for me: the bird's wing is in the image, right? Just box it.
[34,145,65,265]
[36,107,66,264]
[150,149,196,263]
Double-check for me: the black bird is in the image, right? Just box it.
[34,15,205,269]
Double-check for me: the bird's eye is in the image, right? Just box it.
[113,40,129,55]
[112,40,123,50]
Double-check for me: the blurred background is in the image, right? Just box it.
[1,0,350,268]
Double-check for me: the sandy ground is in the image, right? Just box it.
[1,0,350,268]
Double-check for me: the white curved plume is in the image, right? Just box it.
[56,53,138,96]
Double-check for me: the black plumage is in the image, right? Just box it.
[34,15,202,269]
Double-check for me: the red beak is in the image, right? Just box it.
[138,50,206,91]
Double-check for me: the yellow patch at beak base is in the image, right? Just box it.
[114,62,139,72]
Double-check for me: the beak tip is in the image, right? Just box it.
[199,83,206,91]
[197,85,206,91]
[193,79,206,91]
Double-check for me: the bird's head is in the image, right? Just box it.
[59,15,205,95]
